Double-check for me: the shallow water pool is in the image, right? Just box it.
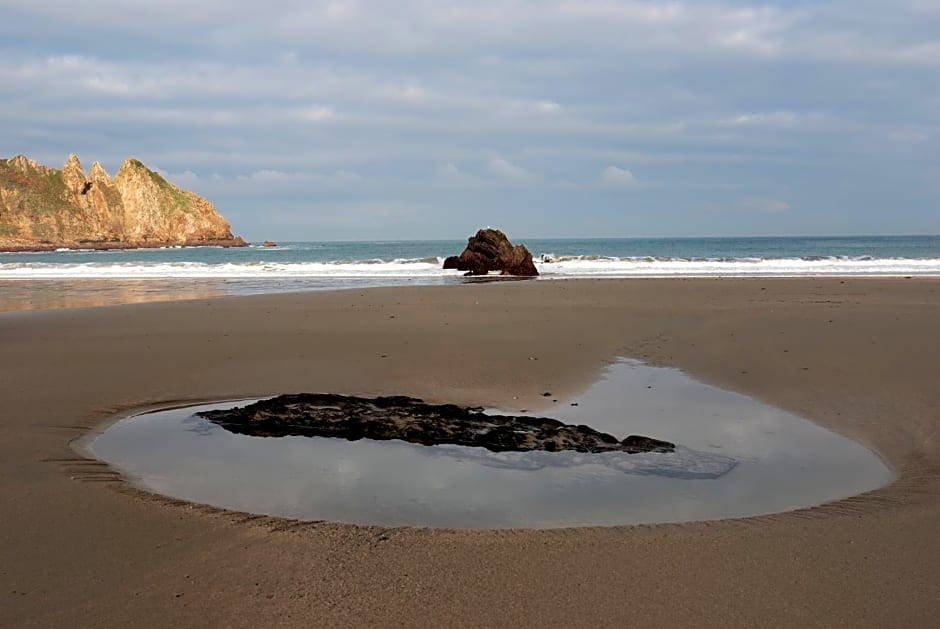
[88,360,892,528]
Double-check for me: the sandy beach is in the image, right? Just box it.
[2,278,939,628]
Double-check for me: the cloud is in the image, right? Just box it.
[162,169,369,197]
[487,157,531,181]
[295,105,337,122]
[721,111,798,127]
[380,83,427,102]
[164,169,200,186]
[237,169,365,184]
[3,1,940,68]
[739,197,791,213]
[437,163,485,187]
[241,169,290,182]
[536,100,562,113]
[0,1,938,238]
[600,166,638,188]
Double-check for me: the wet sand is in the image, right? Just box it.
[1,278,939,627]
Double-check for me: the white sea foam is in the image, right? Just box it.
[0,259,450,279]
[2,255,940,279]
[537,255,940,277]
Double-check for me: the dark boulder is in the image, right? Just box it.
[620,435,676,453]
[197,393,675,455]
[444,228,539,276]
[503,244,539,276]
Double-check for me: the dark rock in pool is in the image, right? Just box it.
[196,393,675,454]
[444,228,539,276]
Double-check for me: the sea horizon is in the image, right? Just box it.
[239,232,940,243]
[3,234,940,311]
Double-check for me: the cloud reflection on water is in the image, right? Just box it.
[91,360,891,528]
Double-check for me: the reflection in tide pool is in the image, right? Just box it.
[89,360,892,528]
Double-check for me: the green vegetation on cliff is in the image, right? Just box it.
[120,159,193,216]
[0,158,72,217]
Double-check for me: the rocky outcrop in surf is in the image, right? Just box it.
[196,393,675,454]
[443,228,539,276]
[0,154,245,251]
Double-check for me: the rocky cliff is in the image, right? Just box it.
[0,154,245,250]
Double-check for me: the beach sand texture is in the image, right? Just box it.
[1,278,939,628]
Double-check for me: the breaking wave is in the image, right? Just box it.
[2,255,940,279]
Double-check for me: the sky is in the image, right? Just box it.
[1,0,938,241]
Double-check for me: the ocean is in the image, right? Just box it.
[2,235,939,310]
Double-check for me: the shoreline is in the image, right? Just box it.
[2,278,939,627]
[1,274,938,314]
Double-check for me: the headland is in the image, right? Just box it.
[0,154,246,252]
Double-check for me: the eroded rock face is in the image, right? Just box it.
[0,153,245,250]
[196,393,675,454]
[444,228,539,276]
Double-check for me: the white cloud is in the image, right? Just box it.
[740,197,791,213]
[536,100,562,113]
[600,166,638,188]
[382,83,427,102]
[164,169,200,186]
[1,1,938,238]
[227,169,365,186]
[331,170,365,183]
[714,6,791,56]
[295,105,337,122]
[488,157,531,180]
[240,169,290,182]
[437,163,485,187]
[5,1,940,68]
[556,2,686,23]
[722,111,798,127]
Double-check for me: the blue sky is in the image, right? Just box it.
[1,0,938,240]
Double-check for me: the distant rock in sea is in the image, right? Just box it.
[261,240,277,247]
[0,154,246,251]
[443,228,539,276]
